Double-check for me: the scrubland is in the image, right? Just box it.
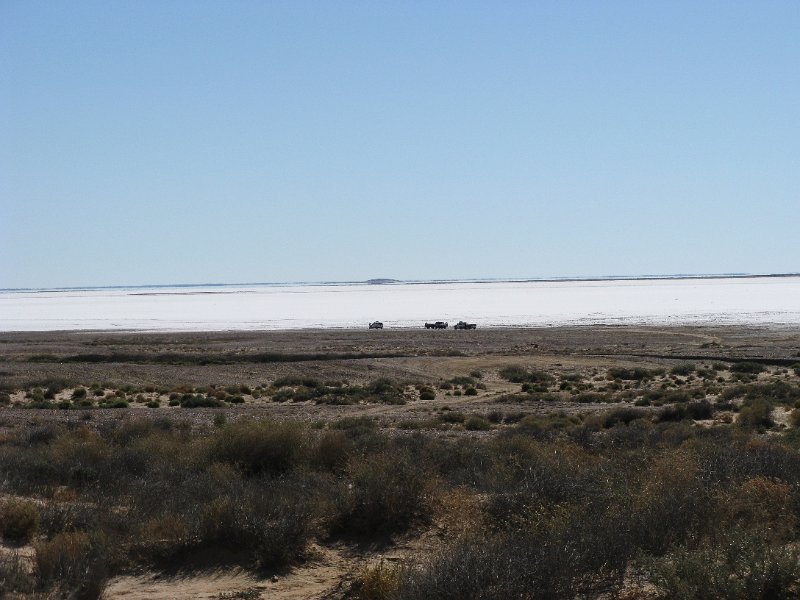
[2,326,800,599]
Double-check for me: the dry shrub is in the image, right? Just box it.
[629,450,709,554]
[212,420,309,476]
[334,449,437,536]
[137,514,191,558]
[649,530,800,600]
[716,477,795,541]
[197,487,313,567]
[0,551,34,594]
[34,531,110,599]
[310,430,352,472]
[357,559,401,600]
[1,498,40,543]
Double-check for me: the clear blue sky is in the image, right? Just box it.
[2,1,798,288]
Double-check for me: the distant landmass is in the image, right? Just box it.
[365,278,400,285]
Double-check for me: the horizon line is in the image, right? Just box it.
[2,271,799,294]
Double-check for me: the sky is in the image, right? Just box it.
[1,1,799,288]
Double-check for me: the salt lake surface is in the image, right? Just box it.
[1,277,799,332]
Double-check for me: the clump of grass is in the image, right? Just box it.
[357,560,401,600]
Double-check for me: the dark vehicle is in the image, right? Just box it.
[425,321,448,329]
[369,321,384,329]
[454,321,477,330]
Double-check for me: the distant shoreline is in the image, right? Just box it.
[2,272,798,294]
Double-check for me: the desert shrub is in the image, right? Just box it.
[0,551,34,594]
[439,412,465,424]
[331,416,377,441]
[1,499,40,543]
[649,530,800,600]
[363,378,404,403]
[418,388,436,400]
[464,416,491,431]
[212,420,308,476]
[357,559,401,600]
[310,430,352,473]
[671,364,695,376]
[273,376,323,389]
[738,400,774,431]
[659,400,714,423]
[333,449,435,536]
[573,392,612,404]
[464,387,478,396]
[271,389,294,402]
[643,389,692,405]
[179,394,222,408]
[731,361,766,375]
[98,398,128,408]
[34,530,111,599]
[589,407,648,429]
[721,382,800,407]
[439,382,453,390]
[197,487,312,567]
[499,366,554,386]
[72,387,87,399]
[686,399,714,420]
[607,367,658,381]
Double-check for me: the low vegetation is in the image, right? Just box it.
[4,342,800,598]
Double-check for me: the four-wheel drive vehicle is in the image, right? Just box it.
[425,321,448,329]
[454,321,477,330]
[368,321,384,329]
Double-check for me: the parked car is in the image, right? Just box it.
[454,321,477,330]
[368,321,384,329]
[424,321,448,329]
